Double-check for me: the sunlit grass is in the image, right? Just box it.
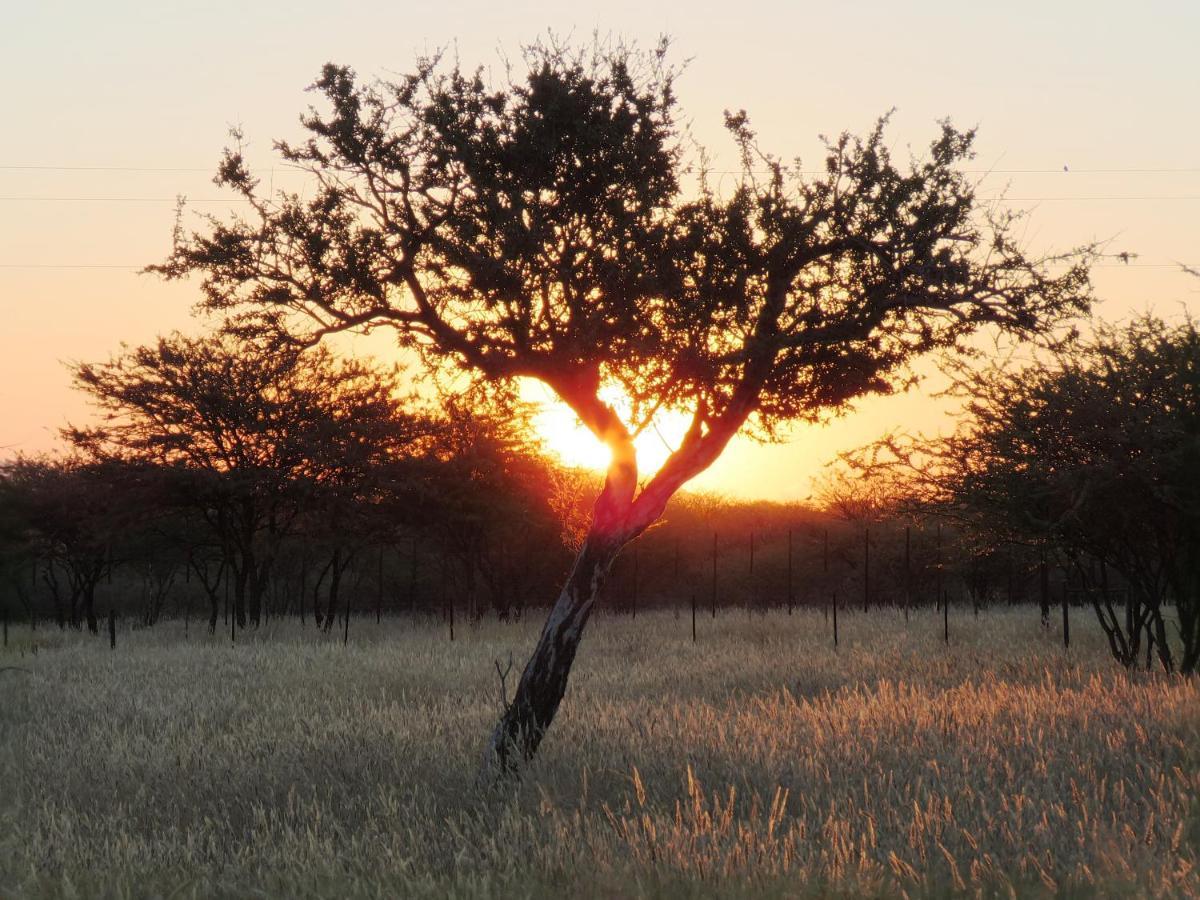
[1,607,1197,898]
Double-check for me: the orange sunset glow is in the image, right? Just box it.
[3,6,1200,898]
[3,2,1197,500]
[527,383,694,475]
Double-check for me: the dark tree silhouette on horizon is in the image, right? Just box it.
[0,456,134,633]
[153,37,1096,774]
[66,334,427,630]
[851,314,1200,674]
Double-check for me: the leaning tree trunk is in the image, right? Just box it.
[482,528,625,776]
[478,380,742,779]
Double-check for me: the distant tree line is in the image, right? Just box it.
[0,334,1064,635]
[5,314,1194,684]
[0,333,574,632]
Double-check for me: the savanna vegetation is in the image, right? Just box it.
[148,37,1097,770]
[2,33,1198,899]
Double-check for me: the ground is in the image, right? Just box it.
[1,606,1197,898]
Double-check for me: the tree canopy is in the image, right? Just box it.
[155,39,1093,535]
[66,333,429,627]
[853,314,1200,673]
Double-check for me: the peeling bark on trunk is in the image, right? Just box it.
[482,529,622,776]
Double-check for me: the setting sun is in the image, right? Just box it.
[522,380,693,475]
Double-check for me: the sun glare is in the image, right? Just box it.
[523,380,691,476]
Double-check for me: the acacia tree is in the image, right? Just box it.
[153,39,1094,771]
[68,333,425,630]
[852,315,1200,673]
[0,456,134,632]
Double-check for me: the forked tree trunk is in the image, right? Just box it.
[482,528,624,776]
[478,378,746,780]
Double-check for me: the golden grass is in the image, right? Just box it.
[1,607,1197,898]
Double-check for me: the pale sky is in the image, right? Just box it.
[2,1,1197,499]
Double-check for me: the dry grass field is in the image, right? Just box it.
[1,606,1197,898]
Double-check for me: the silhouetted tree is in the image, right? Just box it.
[0,482,36,624]
[423,403,572,621]
[116,491,194,628]
[153,38,1096,772]
[0,456,133,632]
[857,315,1200,673]
[67,334,427,629]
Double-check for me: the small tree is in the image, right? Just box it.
[153,39,1095,771]
[0,456,133,632]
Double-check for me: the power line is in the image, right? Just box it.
[980,196,1200,202]
[0,264,146,269]
[3,163,1199,175]
[976,168,1200,175]
[0,164,299,174]
[0,196,247,203]
[4,194,1200,204]
[1,165,213,173]
[1,262,1191,270]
